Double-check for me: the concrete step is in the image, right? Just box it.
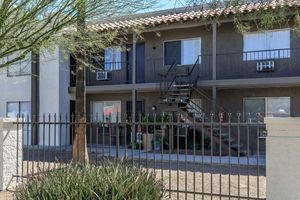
[172,84,192,88]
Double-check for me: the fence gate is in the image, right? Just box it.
[13,113,266,200]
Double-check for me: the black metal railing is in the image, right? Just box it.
[70,48,300,87]
[12,112,266,200]
[215,48,300,80]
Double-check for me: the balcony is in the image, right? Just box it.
[69,48,300,87]
[214,48,299,80]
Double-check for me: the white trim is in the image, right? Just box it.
[90,100,121,122]
[243,96,291,121]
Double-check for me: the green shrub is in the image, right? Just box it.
[16,160,164,200]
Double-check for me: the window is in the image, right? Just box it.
[91,101,121,122]
[104,47,121,71]
[7,54,31,76]
[7,102,31,145]
[7,101,31,118]
[243,29,290,61]
[188,99,202,118]
[164,38,201,65]
[243,97,290,122]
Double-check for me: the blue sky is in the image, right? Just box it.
[144,0,188,12]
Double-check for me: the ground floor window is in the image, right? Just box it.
[243,97,290,122]
[7,101,31,118]
[7,101,31,145]
[91,101,121,122]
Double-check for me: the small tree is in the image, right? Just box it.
[58,0,156,163]
[1,0,156,163]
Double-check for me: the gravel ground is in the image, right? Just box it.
[11,160,266,200]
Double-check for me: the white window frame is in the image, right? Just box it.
[104,46,122,71]
[243,97,291,122]
[7,101,31,145]
[163,37,202,66]
[90,100,121,122]
[6,101,31,118]
[243,29,291,61]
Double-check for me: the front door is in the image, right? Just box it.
[126,43,145,83]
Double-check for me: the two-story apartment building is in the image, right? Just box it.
[2,1,300,150]
[69,2,300,124]
[67,2,300,153]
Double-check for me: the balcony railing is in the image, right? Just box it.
[69,48,300,87]
[214,48,299,80]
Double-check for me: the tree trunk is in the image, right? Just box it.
[72,62,89,163]
[72,0,89,164]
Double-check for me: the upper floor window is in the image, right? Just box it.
[164,37,201,65]
[7,54,31,76]
[243,29,290,61]
[104,47,121,71]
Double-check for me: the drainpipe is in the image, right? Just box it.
[212,22,217,114]
[31,52,39,145]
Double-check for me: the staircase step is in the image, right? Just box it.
[168,92,190,96]
[169,88,191,92]
[172,84,192,88]
[176,73,189,77]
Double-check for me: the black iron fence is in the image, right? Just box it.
[13,113,266,200]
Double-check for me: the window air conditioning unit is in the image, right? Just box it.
[257,61,275,72]
[96,71,108,80]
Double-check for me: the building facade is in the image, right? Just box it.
[2,2,300,149]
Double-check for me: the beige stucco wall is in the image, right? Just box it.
[265,117,300,200]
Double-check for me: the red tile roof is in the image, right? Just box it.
[89,0,300,31]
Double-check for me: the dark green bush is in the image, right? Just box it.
[16,161,164,200]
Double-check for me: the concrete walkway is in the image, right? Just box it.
[88,146,266,166]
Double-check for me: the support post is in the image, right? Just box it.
[212,86,217,113]
[212,22,217,113]
[31,52,39,145]
[132,33,137,85]
[131,33,137,143]
[131,89,137,143]
[212,22,217,81]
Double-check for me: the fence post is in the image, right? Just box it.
[265,117,300,200]
[0,118,22,191]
